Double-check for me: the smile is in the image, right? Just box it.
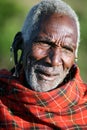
[35,69,59,81]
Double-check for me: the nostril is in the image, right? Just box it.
[44,48,62,67]
[44,54,62,67]
[44,56,53,67]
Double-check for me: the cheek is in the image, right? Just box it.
[62,54,75,68]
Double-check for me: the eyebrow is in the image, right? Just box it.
[33,36,52,43]
[33,36,76,50]
[64,42,76,50]
[33,36,56,47]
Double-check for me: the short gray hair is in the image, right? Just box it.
[22,0,80,56]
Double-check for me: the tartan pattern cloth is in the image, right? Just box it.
[0,65,87,130]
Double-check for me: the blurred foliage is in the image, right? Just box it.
[0,0,87,82]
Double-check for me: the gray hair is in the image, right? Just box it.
[22,0,80,56]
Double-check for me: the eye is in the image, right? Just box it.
[33,42,50,49]
[62,45,74,52]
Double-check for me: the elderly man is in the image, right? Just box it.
[0,0,87,129]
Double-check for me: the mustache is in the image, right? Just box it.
[27,58,60,74]
[35,65,67,76]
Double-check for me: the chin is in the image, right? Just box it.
[26,73,68,92]
[25,65,70,92]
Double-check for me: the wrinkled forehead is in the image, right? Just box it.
[37,13,78,43]
[40,13,77,30]
[24,13,78,53]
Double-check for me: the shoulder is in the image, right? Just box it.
[0,68,17,89]
[0,69,13,82]
[0,69,21,97]
[0,69,11,77]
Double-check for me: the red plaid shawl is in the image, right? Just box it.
[0,65,87,130]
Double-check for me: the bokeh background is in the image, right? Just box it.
[0,0,87,82]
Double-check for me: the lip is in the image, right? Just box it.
[35,69,59,81]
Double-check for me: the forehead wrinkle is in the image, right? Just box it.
[33,34,54,43]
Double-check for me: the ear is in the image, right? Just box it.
[11,32,24,77]
[11,32,24,66]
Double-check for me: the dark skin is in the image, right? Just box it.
[23,13,78,92]
[31,14,77,66]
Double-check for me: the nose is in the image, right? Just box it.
[45,48,62,66]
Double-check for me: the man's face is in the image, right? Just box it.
[23,13,77,92]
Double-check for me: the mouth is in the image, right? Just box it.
[35,69,59,81]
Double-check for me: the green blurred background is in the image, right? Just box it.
[0,0,87,82]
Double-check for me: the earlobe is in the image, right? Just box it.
[75,57,78,62]
[11,32,24,77]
